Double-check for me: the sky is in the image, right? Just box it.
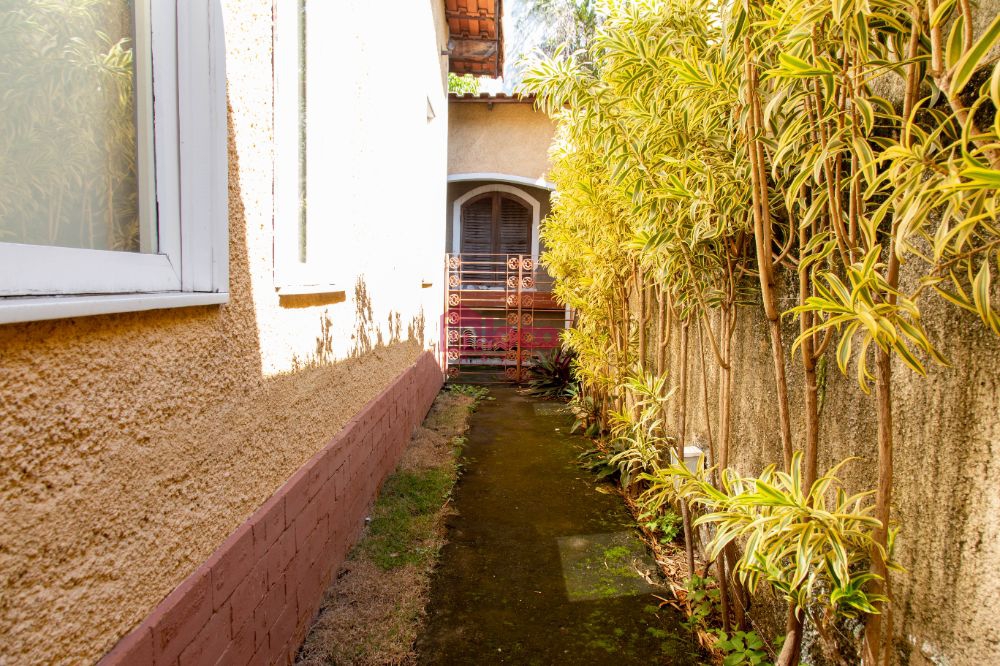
[479,0,546,94]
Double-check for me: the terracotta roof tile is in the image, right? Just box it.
[448,92,535,103]
[445,0,503,77]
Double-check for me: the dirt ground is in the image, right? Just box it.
[295,390,477,666]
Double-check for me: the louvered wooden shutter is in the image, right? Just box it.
[498,196,531,255]
[461,197,493,255]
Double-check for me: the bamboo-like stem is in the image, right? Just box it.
[864,6,924,663]
[656,287,668,375]
[676,323,696,579]
[697,323,717,478]
[743,28,794,472]
[799,230,820,492]
[716,308,733,472]
[745,6,804,659]
[637,261,647,372]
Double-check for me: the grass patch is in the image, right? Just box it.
[359,467,456,569]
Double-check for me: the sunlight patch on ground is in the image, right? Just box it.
[556,531,660,602]
[532,402,572,416]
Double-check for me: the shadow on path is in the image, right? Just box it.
[416,388,701,665]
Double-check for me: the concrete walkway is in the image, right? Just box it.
[416,388,700,664]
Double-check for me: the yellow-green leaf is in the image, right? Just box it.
[950,12,1000,96]
[947,16,966,71]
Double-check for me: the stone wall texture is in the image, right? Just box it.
[664,271,1000,665]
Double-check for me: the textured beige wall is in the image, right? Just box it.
[448,101,556,183]
[0,1,449,663]
[665,270,1000,665]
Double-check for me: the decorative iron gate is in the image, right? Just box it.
[444,253,563,383]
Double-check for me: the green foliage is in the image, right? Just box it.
[607,370,673,486]
[521,0,1000,659]
[523,0,1000,411]
[644,453,902,619]
[714,630,772,666]
[567,383,603,437]
[525,347,577,398]
[681,574,720,631]
[444,383,490,406]
[447,73,480,94]
[358,468,454,570]
[736,0,1000,386]
[520,0,754,413]
[577,445,619,481]
[790,246,946,392]
[638,506,682,545]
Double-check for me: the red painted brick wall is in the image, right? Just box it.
[100,352,443,666]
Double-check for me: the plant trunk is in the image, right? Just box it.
[743,35,795,471]
[863,347,894,665]
[716,308,733,471]
[717,556,733,634]
[656,289,668,375]
[799,253,820,492]
[776,610,804,666]
[676,323,696,578]
[637,264,647,373]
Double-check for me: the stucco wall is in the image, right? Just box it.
[447,101,556,183]
[99,353,443,666]
[663,269,1000,665]
[0,1,449,663]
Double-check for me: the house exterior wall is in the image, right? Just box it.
[447,100,556,184]
[446,99,557,294]
[100,354,443,666]
[0,1,450,664]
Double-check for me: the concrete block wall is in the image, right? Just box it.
[99,352,443,666]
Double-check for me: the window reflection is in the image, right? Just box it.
[0,1,142,252]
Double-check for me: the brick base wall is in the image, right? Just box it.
[100,352,443,666]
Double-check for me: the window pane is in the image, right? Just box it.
[0,1,143,252]
[298,0,308,263]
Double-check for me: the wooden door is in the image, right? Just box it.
[460,192,531,256]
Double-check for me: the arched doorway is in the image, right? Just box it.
[451,183,541,260]
[445,183,564,383]
[459,191,532,257]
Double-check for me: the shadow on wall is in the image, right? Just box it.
[349,276,426,359]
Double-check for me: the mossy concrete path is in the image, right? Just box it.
[416,388,700,664]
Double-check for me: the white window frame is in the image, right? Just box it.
[0,0,229,325]
[273,0,340,296]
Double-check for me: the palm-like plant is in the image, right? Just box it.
[523,0,999,662]
[606,368,674,486]
[644,452,902,660]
